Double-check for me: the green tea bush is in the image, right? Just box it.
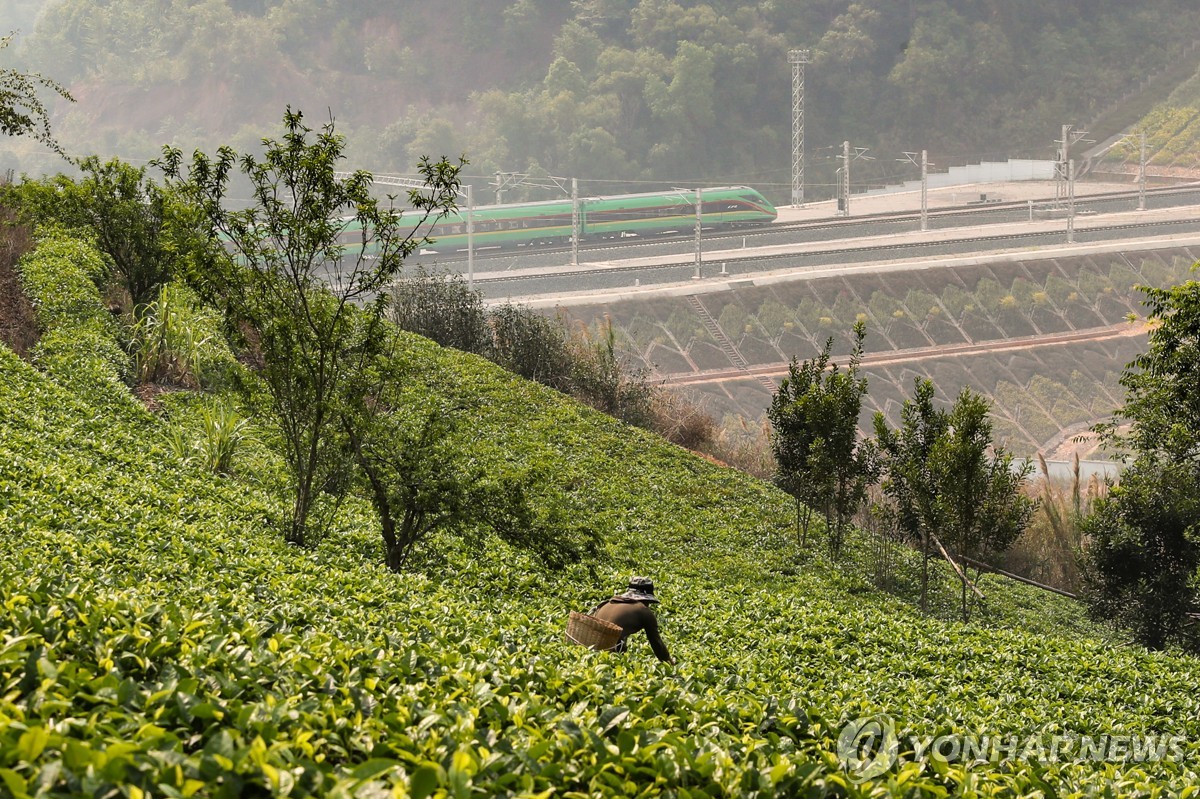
[17,231,135,408]
[17,234,112,320]
[4,247,1200,796]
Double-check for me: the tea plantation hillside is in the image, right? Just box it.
[2,239,1200,795]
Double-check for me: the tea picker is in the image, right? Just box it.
[566,576,675,664]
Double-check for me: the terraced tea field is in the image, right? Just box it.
[3,232,1200,796]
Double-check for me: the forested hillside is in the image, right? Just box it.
[0,0,46,38]
[6,0,1200,195]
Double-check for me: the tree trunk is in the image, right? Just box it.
[288,481,312,546]
[345,418,401,571]
[797,502,812,549]
[960,572,969,623]
[385,538,404,572]
[920,527,931,614]
[288,409,327,547]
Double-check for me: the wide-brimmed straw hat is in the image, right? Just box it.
[618,576,659,603]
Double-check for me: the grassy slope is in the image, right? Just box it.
[1,239,1198,795]
[1102,63,1200,170]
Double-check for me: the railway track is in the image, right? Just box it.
[469,215,1200,296]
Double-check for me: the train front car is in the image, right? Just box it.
[701,186,778,228]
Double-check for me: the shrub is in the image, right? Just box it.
[707,413,774,479]
[16,231,136,406]
[131,281,236,389]
[1082,460,1200,651]
[487,303,574,392]
[388,267,491,356]
[646,388,716,451]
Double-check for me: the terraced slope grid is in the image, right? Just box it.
[569,248,1199,456]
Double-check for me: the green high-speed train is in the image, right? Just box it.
[406,186,777,253]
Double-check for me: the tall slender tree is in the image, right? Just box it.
[876,380,1032,618]
[769,321,876,556]
[933,390,1033,621]
[874,378,945,612]
[160,107,461,545]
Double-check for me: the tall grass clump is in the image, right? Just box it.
[999,453,1110,593]
[131,281,235,388]
[706,413,774,479]
[164,397,252,475]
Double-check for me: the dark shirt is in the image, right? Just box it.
[592,597,672,662]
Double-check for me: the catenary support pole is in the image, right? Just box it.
[842,140,851,217]
[466,184,474,289]
[1139,132,1147,212]
[920,149,928,232]
[571,178,580,266]
[1067,159,1075,244]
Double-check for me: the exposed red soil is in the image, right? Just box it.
[0,211,40,358]
[663,322,1150,387]
[133,382,193,414]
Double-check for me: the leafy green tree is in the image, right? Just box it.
[1100,280,1200,461]
[875,380,1032,617]
[6,156,181,314]
[874,378,945,611]
[768,321,876,557]
[160,107,461,546]
[1082,461,1200,650]
[0,33,73,156]
[1085,278,1200,649]
[344,356,595,573]
[932,389,1034,621]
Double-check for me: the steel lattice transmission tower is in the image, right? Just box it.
[788,49,811,207]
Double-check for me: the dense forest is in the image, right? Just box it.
[5,1,1200,199]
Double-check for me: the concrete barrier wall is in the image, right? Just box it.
[867,159,1057,196]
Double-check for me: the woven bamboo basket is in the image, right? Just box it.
[565,611,623,651]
